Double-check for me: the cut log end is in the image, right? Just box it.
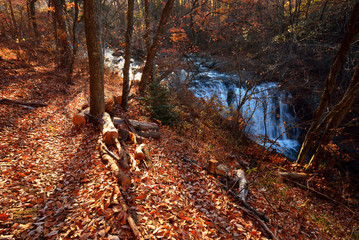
[103,132,119,145]
[72,115,86,125]
[207,159,218,174]
[135,144,146,160]
[72,107,90,125]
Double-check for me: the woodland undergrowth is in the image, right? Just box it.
[0,38,358,240]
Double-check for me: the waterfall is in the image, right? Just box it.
[184,58,300,158]
[104,49,142,81]
[104,50,300,158]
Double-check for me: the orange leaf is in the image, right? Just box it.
[0,213,9,221]
[135,194,146,200]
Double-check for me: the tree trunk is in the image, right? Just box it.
[296,2,359,165]
[29,0,39,44]
[308,62,359,169]
[319,0,330,20]
[305,0,311,20]
[66,0,79,84]
[84,0,105,117]
[8,0,19,37]
[139,0,175,94]
[52,0,73,83]
[143,0,151,53]
[121,0,135,111]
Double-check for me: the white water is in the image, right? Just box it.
[183,58,300,158]
[104,49,142,81]
[104,50,300,158]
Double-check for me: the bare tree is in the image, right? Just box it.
[296,2,359,166]
[139,0,175,94]
[121,0,135,111]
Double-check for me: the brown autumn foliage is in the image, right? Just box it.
[0,35,358,240]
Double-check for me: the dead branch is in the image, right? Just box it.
[279,171,308,180]
[114,185,144,240]
[0,98,47,107]
[99,141,131,190]
[282,176,359,220]
[113,117,159,131]
[237,203,278,240]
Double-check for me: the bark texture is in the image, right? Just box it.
[139,0,175,94]
[84,0,105,117]
[296,2,359,165]
[121,0,135,111]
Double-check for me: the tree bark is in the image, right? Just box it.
[52,0,73,80]
[308,62,359,168]
[296,2,359,165]
[113,117,159,131]
[100,142,131,190]
[84,0,105,117]
[66,0,79,84]
[139,0,175,94]
[28,0,39,44]
[8,0,19,37]
[121,0,135,111]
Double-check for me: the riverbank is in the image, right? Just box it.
[1,39,358,239]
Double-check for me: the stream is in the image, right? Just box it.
[105,50,301,159]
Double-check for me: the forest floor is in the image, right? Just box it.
[0,40,358,240]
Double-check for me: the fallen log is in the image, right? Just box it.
[100,141,131,190]
[0,98,47,107]
[114,185,144,240]
[279,171,308,180]
[231,169,248,202]
[113,117,159,131]
[102,112,118,145]
[72,107,90,125]
[187,157,275,238]
[137,131,160,139]
[207,159,218,174]
[135,144,146,160]
[236,202,278,240]
[143,146,152,169]
[114,137,130,171]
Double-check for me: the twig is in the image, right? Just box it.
[114,186,144,240]
[237,204,279,240]
[283,177,359,220]
[0,98,47,107]
[227,189,269,223]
